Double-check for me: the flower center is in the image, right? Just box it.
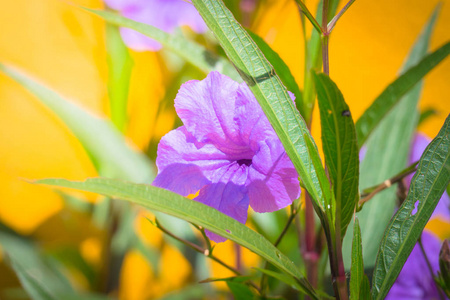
[237,159,252,167]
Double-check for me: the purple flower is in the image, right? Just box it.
[386,231,447,299]
[104,0,207,51]
[153,72,300,242]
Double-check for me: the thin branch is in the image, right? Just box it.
[294,0,324,34]
[275,204,300,247]
[327,0,357,34]
[150,218,241,276]
[260,203,301,295]
[358,161,419,208]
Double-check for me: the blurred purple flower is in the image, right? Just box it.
[386,231,447,299]
[153,72,300,242]
[104,0,207,51]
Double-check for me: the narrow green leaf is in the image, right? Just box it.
[349,218,363,300]
[419,107,439,126]
[304,134,335,227]
[359,275,372,300]
[343,7,442,268]
[36,178,319,299]
[192,0,327,217]
[0,226,74,300]
[313,73,359,238]
[247,30,305,117]
[83,8,239,80]
[226,281,259,300]
[294,0,323,34]
[372,115,450,300]
[254,268,310,294]
[106,24,133,132]
[0,63,153,183]
[355,41,450,147]
[0,63,191,239]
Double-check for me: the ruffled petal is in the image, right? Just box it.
[235,84,295,152]
[175,72,252,158]
[194,163,249,242]
[153,127,230,196]
[234,84,277,151]
[247,140,300,213]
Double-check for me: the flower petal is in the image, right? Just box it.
[247,140,300,213]
[194,163,249,242]
[175,72,252,158]
[153,127,230,196]
[235,84,295,151]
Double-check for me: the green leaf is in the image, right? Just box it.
[304,133,335,228]
[418,107,439,126]
[254,268,310,294]
[106,24,133,132]
[0,63,153,183]
[192,0,327,218]
[246,30,304,117]
[372,114,450,300]
[359,275,372,300]
[35,178,319,299]
[83,8,239,81]
[313,73,359,238]
[226,281,260,300]
[349,218,363,300]
[343,7,442,268]
[355,41,450,147]
[0,226,74,300]
[0,63,191,244]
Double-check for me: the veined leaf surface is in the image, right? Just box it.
[36,178,319,299]
[314,73,359,238]
[372,114,450,299]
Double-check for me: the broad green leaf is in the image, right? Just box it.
[355,41,450,147]
[314,73,359,238]
[36,178,319,299]
[106,24,133,132]
[0,63,153,183]
[372,115,450,299]
[343,8,442,268]
[247,30,304,117]
[349,218,363,300]
[83,8,239,81]
[192,0,327,217]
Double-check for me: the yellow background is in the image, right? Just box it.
[0,0,448,298]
